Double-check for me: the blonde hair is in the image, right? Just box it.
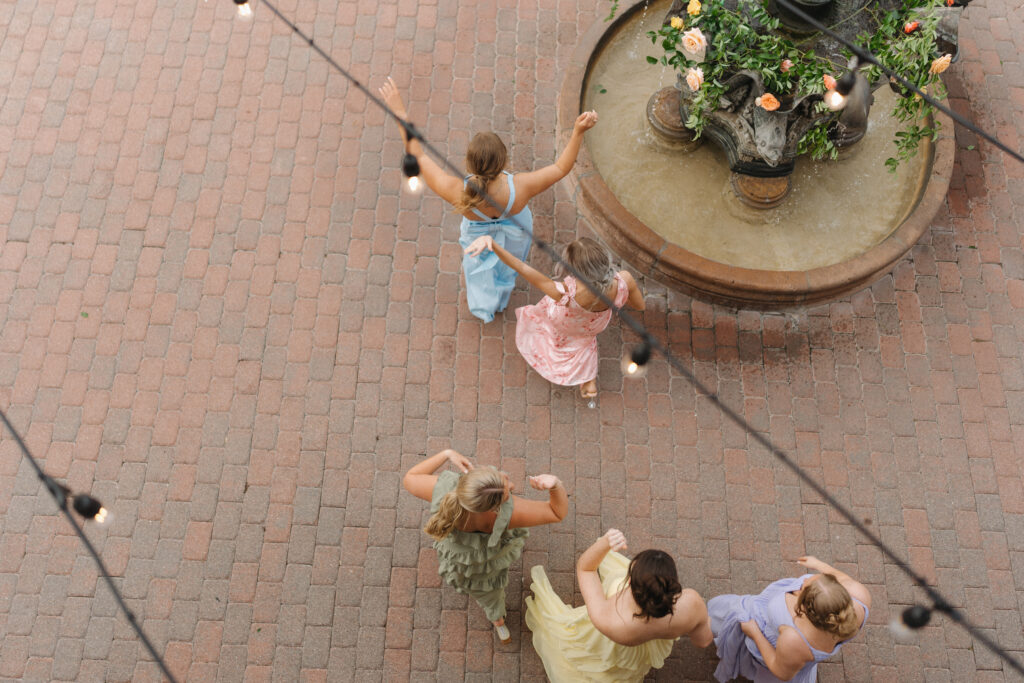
[555,237,616,292]
[423,468,506,541]
[794,574,859,639]
[454,132,508,214]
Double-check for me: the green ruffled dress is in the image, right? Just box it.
[430,471,529,621]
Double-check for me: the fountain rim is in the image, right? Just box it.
[559,0,956,308]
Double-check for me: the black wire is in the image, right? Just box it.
[772,0,1024,165]
[0,408,180,683]
[254,0,1024,674]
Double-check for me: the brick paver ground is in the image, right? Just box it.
[1,0,1023,679]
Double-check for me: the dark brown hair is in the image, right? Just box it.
[455,132,508,213]
[627,549,682,620]
[794,573,858,639]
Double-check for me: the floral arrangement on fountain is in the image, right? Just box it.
[639,0,953,168]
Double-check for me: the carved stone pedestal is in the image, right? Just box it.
[730,173,791,209]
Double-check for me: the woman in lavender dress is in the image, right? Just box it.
[708,556,871,682]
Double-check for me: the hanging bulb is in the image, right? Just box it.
[621,341,651,379]
[234,0,253,19]
[401,153,423,195]
[825,89,847,111]
[72,494,111,525]
[890,604,931,640]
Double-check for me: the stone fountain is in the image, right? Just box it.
[560,0,961,307]
[647,0,966,208]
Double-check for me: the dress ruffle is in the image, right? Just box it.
[524,552,676,682]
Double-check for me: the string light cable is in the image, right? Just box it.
[240,0,1023,673]
[0,408,180,683]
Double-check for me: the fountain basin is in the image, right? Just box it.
[559,0,955,308]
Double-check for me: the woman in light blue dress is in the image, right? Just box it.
[708,556,871,682]
[380,77,598,322]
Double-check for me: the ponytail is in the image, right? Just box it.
[424,490,465,541]
[454,132,508,214]
[423,468,507,541]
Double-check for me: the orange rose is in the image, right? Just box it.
[903,21,920,33]
[823,74,837,91]
[755,93,780,111]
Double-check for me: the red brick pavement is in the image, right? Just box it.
[0,0,1023,680]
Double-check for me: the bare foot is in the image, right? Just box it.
[579,380,597,399]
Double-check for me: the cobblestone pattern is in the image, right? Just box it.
[0,0,1022,680]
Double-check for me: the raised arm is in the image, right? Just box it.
[798,556,872,608]
[402,449,473,502]
[464,235,563,301]
[740,621,812,681]
[577,530,628,639]
[513,111,598,202]
[507,474,569,528]
[378,78,463,205]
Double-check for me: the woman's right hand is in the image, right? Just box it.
[797,556,827,572]
[464,235,495,257]
[444,449,473,474]
[603,528,627,552]
[378,77,407,119]
[573,110,599,135]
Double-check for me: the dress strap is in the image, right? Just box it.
[463,176,494,220]
[499,171,516,218]
[488,497,514,547]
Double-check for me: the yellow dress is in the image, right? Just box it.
[524,552,677,682]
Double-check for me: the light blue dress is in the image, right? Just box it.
[708,575,868,683]
[457,171,533,323]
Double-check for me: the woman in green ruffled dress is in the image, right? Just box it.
[403,448,569,643]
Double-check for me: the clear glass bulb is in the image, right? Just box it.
[620,351,649,379]
[237,2,253,19]
[94,506,112,526]
[826,89,846,111]
[404,174,424,195]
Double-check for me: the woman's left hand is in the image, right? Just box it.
[528,474,561,491]
[464,235,495,257]
[740,619,762,639]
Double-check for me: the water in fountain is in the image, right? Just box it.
[583,0,933,272]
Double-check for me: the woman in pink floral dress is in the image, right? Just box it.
[464,236,645,400]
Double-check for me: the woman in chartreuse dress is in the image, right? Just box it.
[525,528,713,681]
[403,448,568,643]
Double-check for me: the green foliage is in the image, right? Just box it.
[617,0,951,167]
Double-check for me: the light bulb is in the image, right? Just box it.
[620,342,651,379]
[234,0,253,19]
[825,89,846,111]
[94,506,111,525]
[404,174,424,195]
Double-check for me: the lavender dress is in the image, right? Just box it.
[708,575,868,683]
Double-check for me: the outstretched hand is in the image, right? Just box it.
[464,235,495,257]
[797,556,825,572]
[528,474,561,491]
[573,110,599,134]
[445,449,473,474]
[603,528,627,552]
[378,77,407,118]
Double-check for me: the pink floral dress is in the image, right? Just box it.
[514,274,628,387]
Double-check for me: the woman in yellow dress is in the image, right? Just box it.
[525,529,714,681]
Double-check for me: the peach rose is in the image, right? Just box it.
[755,93,780,111]
[930,54,952,75]
[685,67,704,91]
[670,15,685,29]
[823,74,837,91]
[681,27,707,52]
[781,59,793,73]
[687,0,701,16]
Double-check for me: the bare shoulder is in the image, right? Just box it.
[673,589,708,628]
[776,624,814,659]
[618,270,638,286]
